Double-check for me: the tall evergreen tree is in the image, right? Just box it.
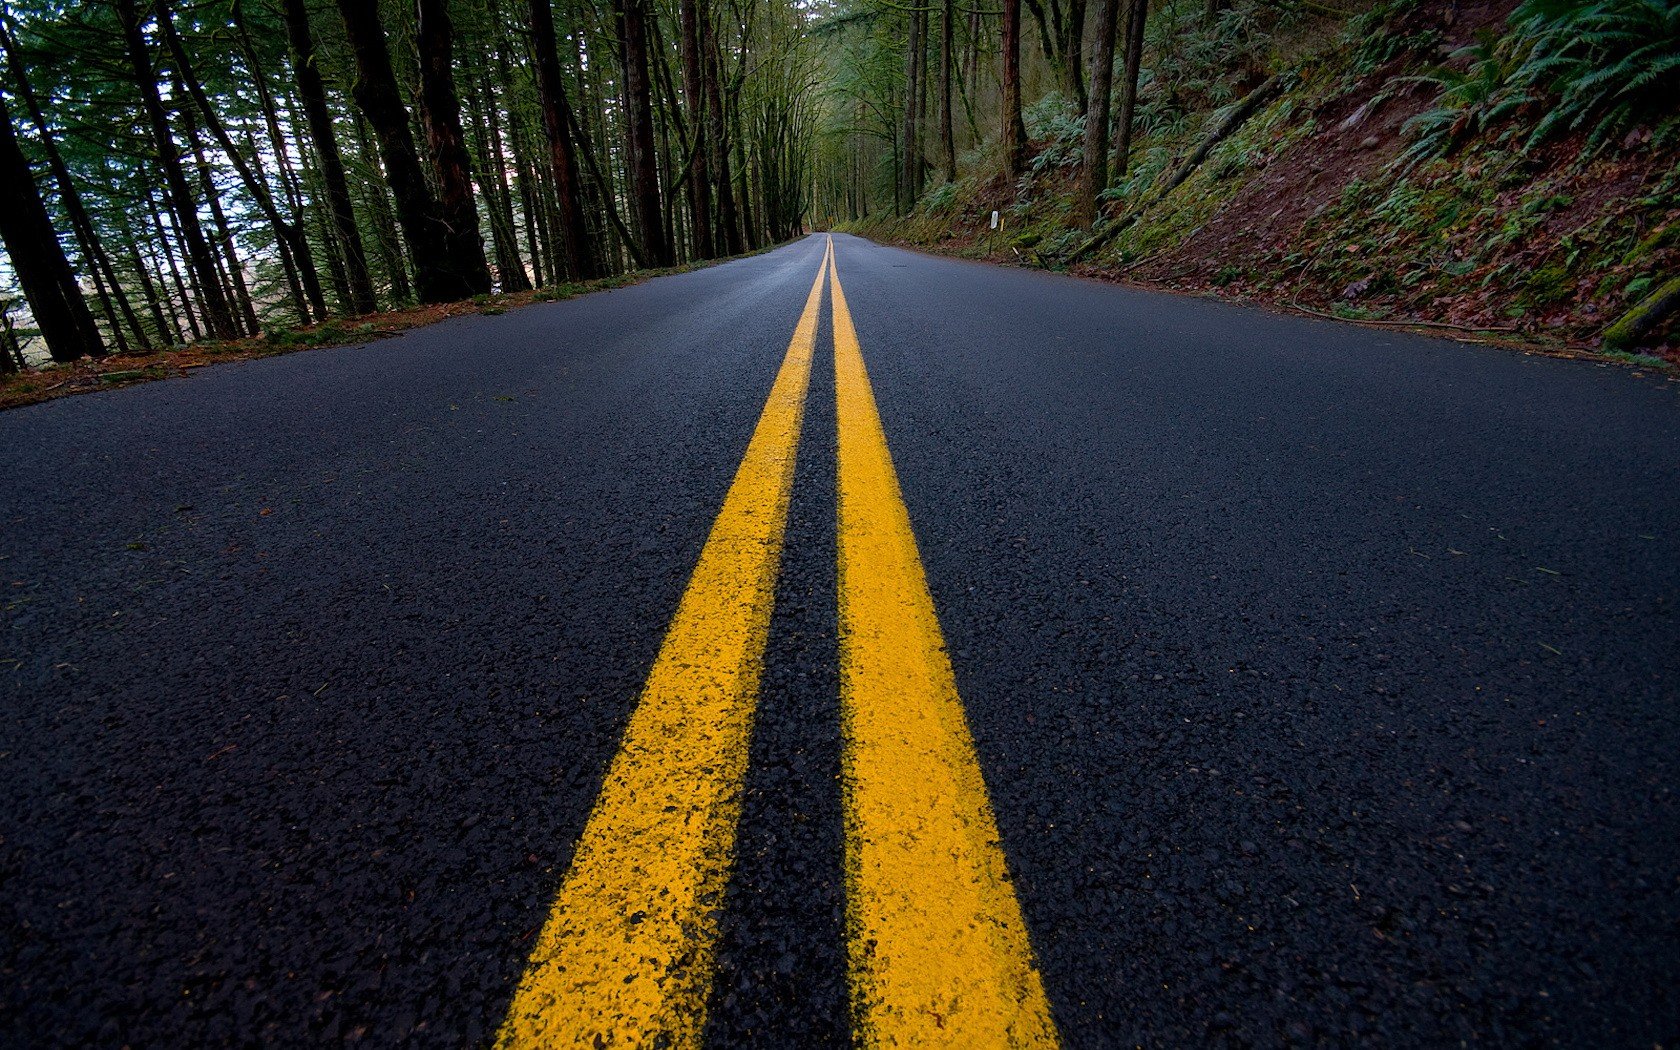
[335,0,482,303]
[1002,0,1027,179]
[415,0,492,294]
[115,0,238,340]
[679,0,715,259]
[1113,0,1149,179]
[529,0,598,280]
[1075,0,1120,227]
[0,88,102,361]
[616,0,672,266]
[281,0,378,314]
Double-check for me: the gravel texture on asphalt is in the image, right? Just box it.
[1,233,1676,1045]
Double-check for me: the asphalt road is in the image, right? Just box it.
[2,232,1677,1046]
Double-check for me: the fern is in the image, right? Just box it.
[1399,33,1528,163]
[1509,0,1680,147]
[1400,0,1680,160]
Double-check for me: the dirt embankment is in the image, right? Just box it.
[857,0,1680,365]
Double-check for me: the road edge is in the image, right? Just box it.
[0,238,806,413]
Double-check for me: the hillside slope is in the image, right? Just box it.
[848,0,1680,363]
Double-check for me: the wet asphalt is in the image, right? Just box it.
[1,233,1677,1046]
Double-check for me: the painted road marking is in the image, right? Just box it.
[497,246,829,1048]
[830,240,1060,1046]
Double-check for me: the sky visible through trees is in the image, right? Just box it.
[0,0,1130,367]
[4,0,1678,368]
[0,0,828,365]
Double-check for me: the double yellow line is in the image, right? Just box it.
[498,237,1058,1048]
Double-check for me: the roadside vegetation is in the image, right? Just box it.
[1,0,1674,403]
[820,0,1680,361]
[0,257,764,411]
[0,0,819,389]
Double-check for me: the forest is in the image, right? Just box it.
[1,0,1676,377]
[0,0,817,369]
[816,0,1680,356]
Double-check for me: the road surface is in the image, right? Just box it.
[2,233,1677,1046]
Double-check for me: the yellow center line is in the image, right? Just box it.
[830,237,1061,1047]
[496,244,830,1048]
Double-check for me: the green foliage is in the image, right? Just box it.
[1511,0,1680,146]
[269,321,349,349]
[919,181,961,214]
[1131,1,1272,138]
[834,0,1677,360]
[1023,91,1078,138]
[1600,349,1668,367]
[1403,0,1680,161]
[1099,146,1174,203]
[1023,93,1084,176]
[1401,33,1529,162]
[1348,1,1441,76]
[1206,146,1253,181]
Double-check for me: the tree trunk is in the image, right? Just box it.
[1074,0,1119,226]
[1002,0,1028,179]
[529,0,599,280]
[939,0,956,183]
[578,33,622,269]
[703,15,742,255]
[1063,0,1088,112]
[475,71,533,292]
[617,0,672,266]
[416,0,493,296]
[900,5,926,211]
[0,304,22,373]
[115,0,237,339]
[502,69,547,287]
[282,0,377,314]
[1604,275,1680,349]
[154,190,204,339]
[1,18,145,352]
[1114,0,1148,178]
[145,188,195,339]
[121,218,172,345]
[569,31,616,271]
[298,142,354,310]
[183,115,260,335]
[646,15,684,258]
[1067,73,1281,263]
[679,0,715,258]
[729,92,759,251]
[351,108,413,304]
[159,1,321,326]
[336,0,480,303]
[1022,0,1062,75]
[233,0,325,321]
[961,7,984,143]
[233,1,304,223]
[0,89,102,361]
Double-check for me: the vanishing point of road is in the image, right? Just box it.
[2,234,1676,1046]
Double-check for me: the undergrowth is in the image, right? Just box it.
[1404,0,1680,162]
[846,0,1680,357]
